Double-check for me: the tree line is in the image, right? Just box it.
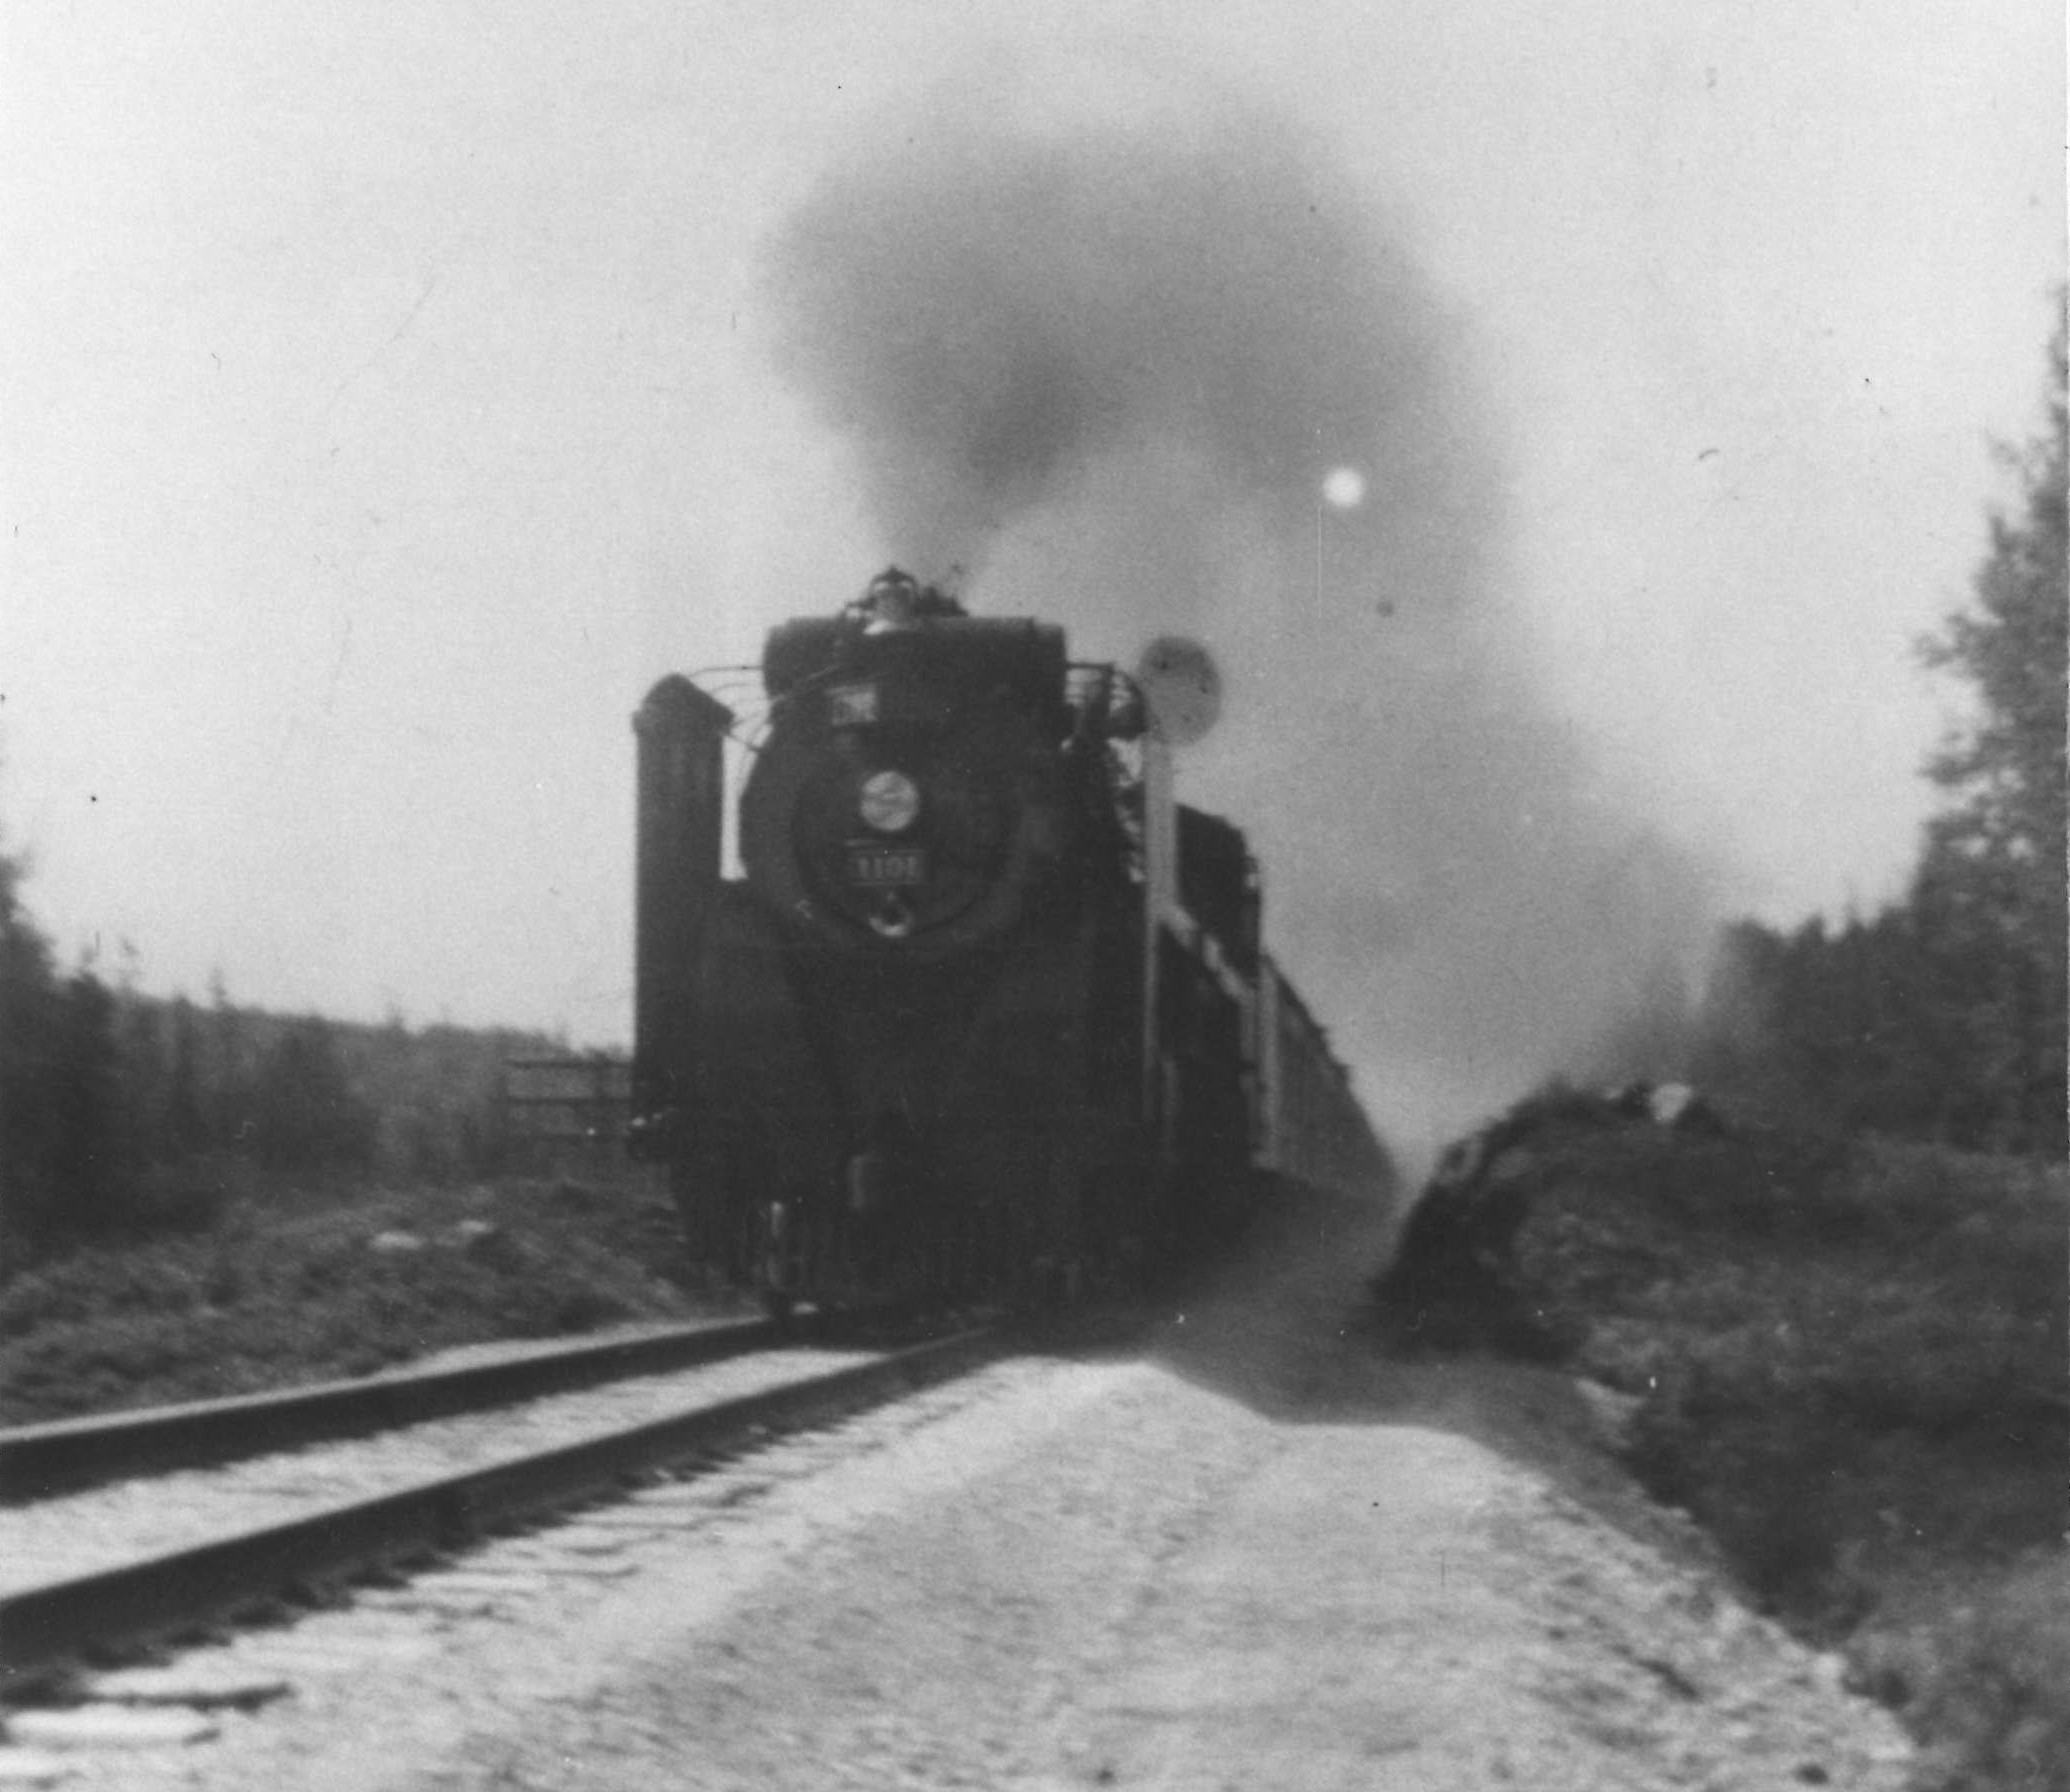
[0,871,562,1260]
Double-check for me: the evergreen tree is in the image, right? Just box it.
[0,845,64,1248]
[164,996,209,1158]
[49,968,129,1232]
[1915,308,2068,1153]
[208,969,252,1152]
[117,963,168,1165]
[1921,314,2069,883]
[0,847,132,1241]
[251,1018,377,1172]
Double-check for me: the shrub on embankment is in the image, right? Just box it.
[1375,1087,2068,1791]
[0,1174,722,1425]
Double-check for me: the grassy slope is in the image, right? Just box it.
[0,1169,735,1425]
[1378,1097,2068,1792]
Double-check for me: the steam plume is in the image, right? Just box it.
[764,58,1711,1150]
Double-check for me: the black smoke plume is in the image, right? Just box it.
[764,58,1710,1150]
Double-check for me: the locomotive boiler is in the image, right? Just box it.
[631,570,1385,1314]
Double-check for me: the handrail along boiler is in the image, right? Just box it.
[631,570,1384,1310]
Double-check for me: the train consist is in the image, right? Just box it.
[631,570,1388,1312]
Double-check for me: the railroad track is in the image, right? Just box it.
[0,1326,1003,1692]
[1,1316,782,1501]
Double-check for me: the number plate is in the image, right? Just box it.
[827,682,879,726]
[845,845,927,887]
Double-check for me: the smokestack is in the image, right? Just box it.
[632,674,732,1151]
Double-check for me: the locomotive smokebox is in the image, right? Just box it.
[631,675,733,1158]
[741,610,1070,960]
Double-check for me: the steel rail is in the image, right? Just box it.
[0,1326,1001,1685]
[0,1317,780,1503]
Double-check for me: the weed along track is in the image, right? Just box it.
[0,1329,1004,1703]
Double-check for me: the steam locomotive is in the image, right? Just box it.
[630,570,1387,1313]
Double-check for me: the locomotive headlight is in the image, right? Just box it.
[857,769,921,834]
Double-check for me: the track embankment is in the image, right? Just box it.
[1,1193,1916,1791]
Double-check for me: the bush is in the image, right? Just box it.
[0,1172,724,1424]
[1385,1098,2069,1782]
[1853,1555,2070,1791]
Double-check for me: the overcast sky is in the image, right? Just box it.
[3,2,2061,1078]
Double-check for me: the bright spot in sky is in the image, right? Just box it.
[1322,466,1366,510]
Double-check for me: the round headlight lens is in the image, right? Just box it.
[857,769,921,834]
